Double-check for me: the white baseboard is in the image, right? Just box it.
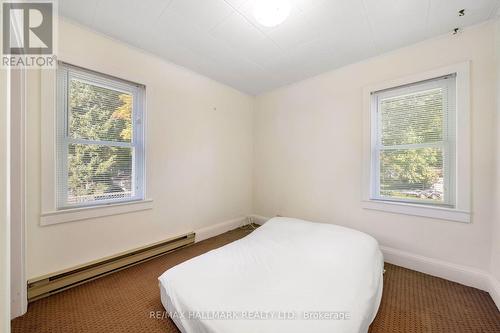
[488,275,500,310]
[195,216,248,242]
[10,292,27,320]
[380,245,491,291]
[359,246,500,310]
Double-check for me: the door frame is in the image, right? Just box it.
[10,68,27,319]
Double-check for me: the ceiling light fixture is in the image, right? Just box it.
[253,0,291,27]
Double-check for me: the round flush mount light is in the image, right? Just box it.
[253,0,291,27]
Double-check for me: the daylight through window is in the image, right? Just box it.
[370,75,456,206]
[56,63,145,208]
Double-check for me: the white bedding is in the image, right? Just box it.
[158,217,384,333]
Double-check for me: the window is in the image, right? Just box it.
[370,75,456,207]
[56,63,145,209]
[363,63,471,223]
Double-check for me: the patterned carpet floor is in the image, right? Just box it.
[12,226,500,333]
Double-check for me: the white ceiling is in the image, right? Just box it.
[59,0,499,95]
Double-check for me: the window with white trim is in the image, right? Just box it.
[370,74,456,207]
[56,63,145,209]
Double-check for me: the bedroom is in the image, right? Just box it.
[1,0,500,332]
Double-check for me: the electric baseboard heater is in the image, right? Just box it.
[27,232,195,302]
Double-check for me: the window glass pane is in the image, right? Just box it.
[380,88,444,146]
[380,148,444,203]
[67,144,133,205]
[69,79,133,143]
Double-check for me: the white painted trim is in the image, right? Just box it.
[10,68,27,319]
[195,216,248,242]
[42,68,150,224]
[362,62,472,223]
[382,245,500,310]
[55,63,146,210]
[41,66,149,216]
[40,199,153,226]
[488,275,500,310]
[380,245,490,291]
[361,200,470,223]
[40,69,57,214]
[1,61,12,333]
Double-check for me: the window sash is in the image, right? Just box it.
[56,63,145,209]
[370,75,456,207]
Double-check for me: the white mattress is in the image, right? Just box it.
[159,217,384,333]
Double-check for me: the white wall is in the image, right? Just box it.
[23,16,500,302]
[254,22,496,272]
[26,19,254,279]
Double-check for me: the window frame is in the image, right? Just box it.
[56,63,146,210]
[370,75,456,207]
[362,62,471,223]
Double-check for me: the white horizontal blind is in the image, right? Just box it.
[56,63,145,209]
[371,75,456,206]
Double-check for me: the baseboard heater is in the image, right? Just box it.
[27,232,195,302]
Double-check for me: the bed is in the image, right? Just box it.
[158,217,384,333]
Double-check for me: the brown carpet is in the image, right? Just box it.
[12,226,500,333]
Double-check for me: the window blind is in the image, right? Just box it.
[372,75,456,206]
[56,63,145,209]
